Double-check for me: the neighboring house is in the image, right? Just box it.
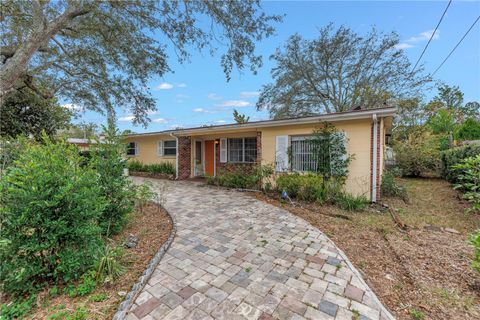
[125,107,395,202]
[67,138,94,151]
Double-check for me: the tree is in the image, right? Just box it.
[61,122,99,139]
[256,24,430,119]
[425,84,479,122]
[233,109,250,123]
[1,1,281,126]
[0,88,71,140]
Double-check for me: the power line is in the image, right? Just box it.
[432,15,480,76]
[411,0,452,73]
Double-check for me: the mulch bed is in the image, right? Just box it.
[248,178,480,320]
[129,171,174,180]
[27,202,172,319]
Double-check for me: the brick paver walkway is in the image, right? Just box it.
[126,178,394,320]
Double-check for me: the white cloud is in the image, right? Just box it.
[175,93,190,103]
[408,29,440,43]
[394,43,414,50]
[207,93,223,100]
[214,120,227,124]
[193,108,206,112]
[118,115,135,122]
[156,82,174,90]
[177,83,187,88]
[240,91,260,98]
[62,103,83,111]
[152,118,168,124]
[218,100,252,108]
[147,110,161,115]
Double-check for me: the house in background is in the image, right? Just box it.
[124,107,395,202]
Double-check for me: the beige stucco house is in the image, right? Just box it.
[125,107,395,202]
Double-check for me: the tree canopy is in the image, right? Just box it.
[233,109,250,123]
[1,0,281,126]
[257,24,430,119]
[0,88,71,140]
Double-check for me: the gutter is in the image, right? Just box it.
[372,114,378,203]
[169,133,179,180]
[126,107,397,138]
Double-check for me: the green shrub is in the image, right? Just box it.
[441,144,480,183]
[94,244,126,284]
[0,137,107,297]
[133,182,155,212]
[456,118,480,141]
[452,155,480,212]
[0,294,37,319]
[381,170,408,201]
[276,173,344,205]
[127,160,175,175]
[127,159,145,171]
[394,128,441,177]
[470,230,480,273]
[91,125,135,236]
[335,193,369,211]
[207,164,274,190]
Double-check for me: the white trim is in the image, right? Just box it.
[127,141,138,156]
[372,114,378,203]
[125,107,396,138]
[220,138,227,163]
[157,140,164,156]
[169,134,179,179]
[214,141,217,177]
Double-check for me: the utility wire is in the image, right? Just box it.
[432,15,480,76]
[411,0,452,73]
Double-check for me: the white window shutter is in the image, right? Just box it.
[220,138,227,163]
[158,140,164,156]
[275,135,289,172]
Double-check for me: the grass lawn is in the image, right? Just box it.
[23,202,172,320]
[250,178,480,320]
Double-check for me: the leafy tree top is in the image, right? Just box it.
[1,0,282,126]
[256,24,430,119]
[233,109,250,123]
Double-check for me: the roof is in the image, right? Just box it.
[126,106,396,138]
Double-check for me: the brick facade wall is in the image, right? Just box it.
[214,134,262,176]
[370,122,381,201]
[177,137,191,180]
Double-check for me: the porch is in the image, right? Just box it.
[177,132,262,180]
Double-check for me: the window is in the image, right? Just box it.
[126,142,138,156]
[227,137,256,163]
[158,140,176,156]
[291,136,332,173]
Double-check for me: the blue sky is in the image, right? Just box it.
[71,0,480,133]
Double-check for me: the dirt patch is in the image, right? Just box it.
[28,202,172,319]
[248,178,480,320]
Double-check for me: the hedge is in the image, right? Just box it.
[440,144,480,183]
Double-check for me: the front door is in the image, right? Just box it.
[204,140,215,176]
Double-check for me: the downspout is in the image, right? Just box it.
[372,114,378,203]
[169,133,179,180]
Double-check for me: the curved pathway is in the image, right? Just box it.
[126,178,394,320]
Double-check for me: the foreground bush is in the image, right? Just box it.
[470,230,480,273]
[452,154,480,212]
[206,164,274,189]
[441,144,480,183]
[381,170,408,201]
[127,159,175,175]
[91,126,135,236]
[394,129,441,177]
[276,173,367,210]
[0,138,107,296]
